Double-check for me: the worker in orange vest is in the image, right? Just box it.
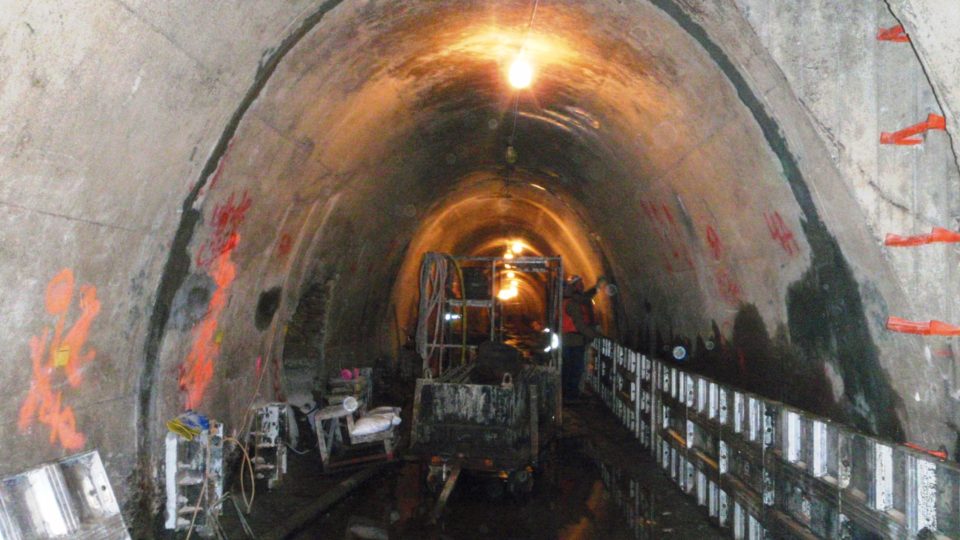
[562,275,605,400]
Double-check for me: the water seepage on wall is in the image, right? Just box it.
[2,0,960,532]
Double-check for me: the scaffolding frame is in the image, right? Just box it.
[415,253,563,377]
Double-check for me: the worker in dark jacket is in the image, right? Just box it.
[562,275,605,400]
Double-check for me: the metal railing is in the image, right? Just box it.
[588,337,959,539]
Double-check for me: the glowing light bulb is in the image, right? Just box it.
[506,271,516,279]
[503,251,514,260]
[497,279,520,301]
[511,241,525,254]
[508,55,533,89]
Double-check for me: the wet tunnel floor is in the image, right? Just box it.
[221,398,723,539]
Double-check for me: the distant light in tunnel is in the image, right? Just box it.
[503,251,515,260]
[508,54,534,89]
[497,278,520,300]
[511,241,526,254]
[506,271,516,279]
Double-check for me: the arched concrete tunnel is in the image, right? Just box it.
[5,0,960,537]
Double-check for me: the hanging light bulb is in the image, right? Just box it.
[508,54,533,89]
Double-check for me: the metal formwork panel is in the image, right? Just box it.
[589,338,960,539]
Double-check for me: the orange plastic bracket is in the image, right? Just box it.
[880,113,946,145]
[887,316,960,336]
[877,24,909,42]
[904,442,948,460]
[885,226,960,246]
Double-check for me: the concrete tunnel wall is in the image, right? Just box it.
[2,0,960,530]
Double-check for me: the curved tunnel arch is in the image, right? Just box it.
[8,0,958,528]
[136,0,921,480]
[137,0,916,464]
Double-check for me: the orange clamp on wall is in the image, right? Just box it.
[885,227,960,246]
[887,316,960,336]
[877,24,909,42]
[880,113,946,145]
[904,442,948,460]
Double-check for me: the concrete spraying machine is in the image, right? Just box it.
[410,251,564,520]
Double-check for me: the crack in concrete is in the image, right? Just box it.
[0,199,144,233]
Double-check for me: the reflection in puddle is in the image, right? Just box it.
[291,403,721,540]
[580,439,657,540]
[314,437,664,540]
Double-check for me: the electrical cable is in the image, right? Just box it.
[507,0,541,180]
[223,435,256,514]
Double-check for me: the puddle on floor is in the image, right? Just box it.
[301,433,721,540]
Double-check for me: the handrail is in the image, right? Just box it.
[588,337,957,539]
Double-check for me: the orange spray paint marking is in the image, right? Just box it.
[877,24,909,43]
[880,113,946,145]
[886,316,960,336]
[18,268,101,450]
[180,235,239,409]
[764,211,800,257]
[884,227,960,247]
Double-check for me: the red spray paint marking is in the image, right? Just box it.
[886,316,960,336]
[195,191,252,268]
[277,233,293,258]
[877,24,909,42]
[880,113,946,145]
[639,199,695,273]
[272,356,285,401]
[207,139,235,191]
[705,226,723,261]
[661,204,676,227]
[885,227,960,247]
[714,267,742,306]
[764,211,800,257]
[18,269,101,450]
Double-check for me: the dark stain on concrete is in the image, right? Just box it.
[169,274,214,331]
[131,1,345,534]
[650,0,905,440]
[255,286,283,331]
[787,258,905,440]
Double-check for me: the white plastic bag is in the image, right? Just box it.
[351,414,394,436]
